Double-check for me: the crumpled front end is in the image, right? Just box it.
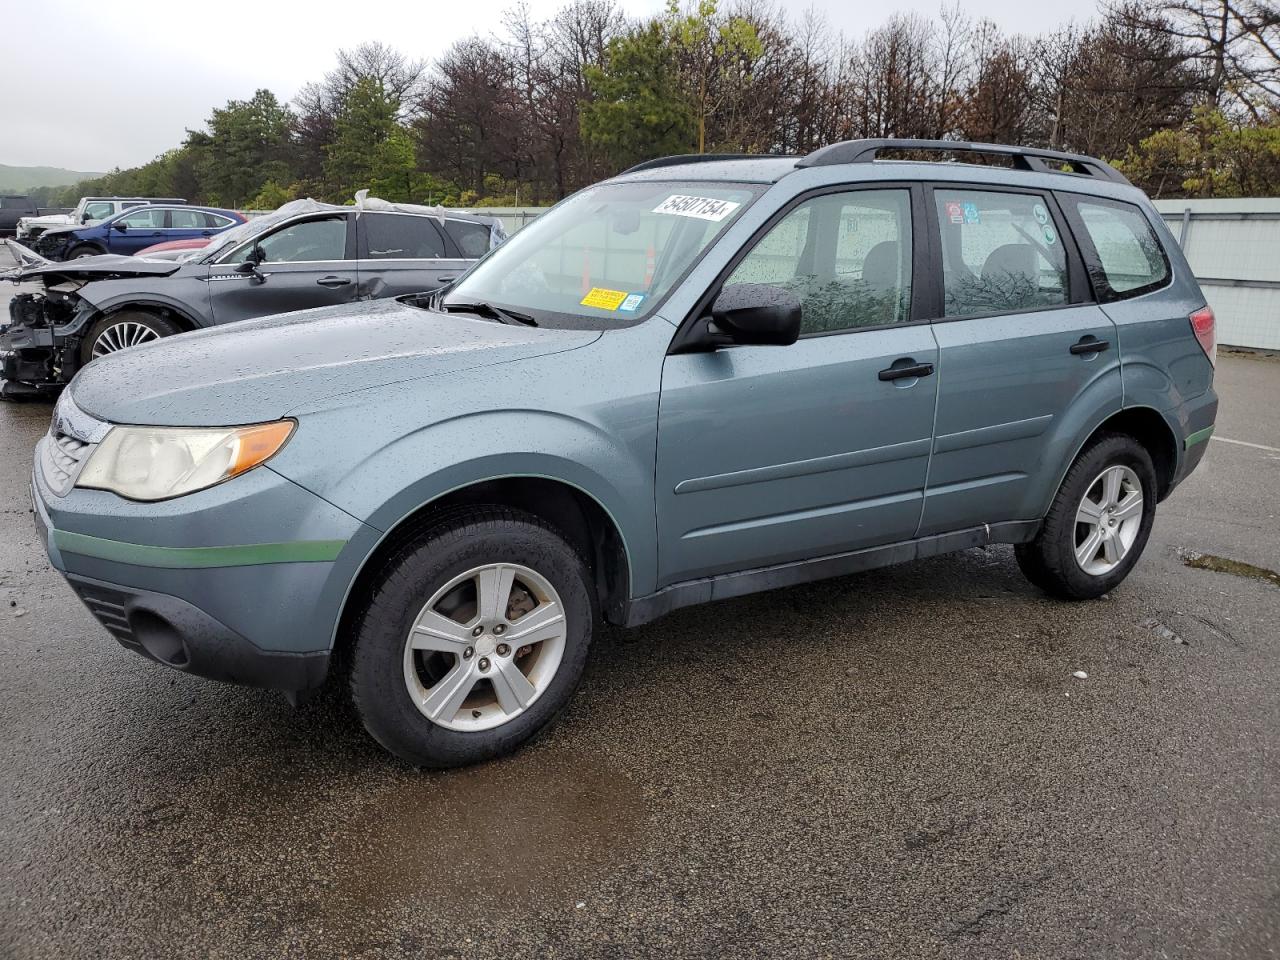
[1,281,92,398]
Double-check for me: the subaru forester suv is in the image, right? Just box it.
[30,140,1217,767]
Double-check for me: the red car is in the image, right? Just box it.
[134,237,214,260]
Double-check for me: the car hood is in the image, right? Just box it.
[1,248,182,281]
[68,298,602,426]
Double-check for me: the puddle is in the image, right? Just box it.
[318,751,648,924]
[1179,550,1280,588]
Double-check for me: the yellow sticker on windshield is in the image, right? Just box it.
[580,287,629,311]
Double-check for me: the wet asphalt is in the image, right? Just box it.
[1,261,1278,956]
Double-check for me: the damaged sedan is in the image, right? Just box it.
[1,196,507,398]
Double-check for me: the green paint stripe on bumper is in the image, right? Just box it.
[1185,425,1215,449]
[52,530,345,569]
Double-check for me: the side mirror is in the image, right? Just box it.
[709,283,802,346]
[112,221,128,232]
[81,214,91,223]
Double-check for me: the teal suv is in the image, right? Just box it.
[30,140,1217,767]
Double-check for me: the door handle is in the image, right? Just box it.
[878,360,935,381]
[316,276,353,288]
[1070,336,1110,356]
[436,276,458,284]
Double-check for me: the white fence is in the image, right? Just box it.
[1153,198,1280,351]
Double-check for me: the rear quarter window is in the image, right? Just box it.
[444,219,492,259]
[1064,196,1170,301]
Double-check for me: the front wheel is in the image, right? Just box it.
[68,245,103,260]
[80,311,181,365]
[349,507,594,767]
[1016,433,1157,600]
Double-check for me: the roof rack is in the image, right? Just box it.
[620,153,790,175]
[795,139,1130,185]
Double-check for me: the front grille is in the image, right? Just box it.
[43,433,92,495]
[39,393,109,497]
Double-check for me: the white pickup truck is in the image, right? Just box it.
[16,196,187,241]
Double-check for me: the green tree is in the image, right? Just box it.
[325,78,418,201]
[195,90,295,206]
[666,0,764,153]
[1115,107,1280,197]
[581,20,695,169]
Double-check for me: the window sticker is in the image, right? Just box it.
[945,201,964,224]
[618,293,646,312]
[580,287,629,311]
[1033,203,1050,225]
[962,202,981,224]
[653,195,741,222]
[1043,224,1058,245]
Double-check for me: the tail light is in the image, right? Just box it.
[1190,305,1216,366]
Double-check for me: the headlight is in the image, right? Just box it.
[77,421,294,501]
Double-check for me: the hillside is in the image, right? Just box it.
[0,163,102,192]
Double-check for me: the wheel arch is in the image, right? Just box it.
[330,474,636,662]
[1054,405,1180,508]
[101,299,203,333]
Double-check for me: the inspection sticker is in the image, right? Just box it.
[618,293,646,312]
[945,201,964,224]
[653,195,741,222]
[962,202,981,224]
[580,287,629,310]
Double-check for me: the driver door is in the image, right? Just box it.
[209,213,358,326]
[655,186,940,586]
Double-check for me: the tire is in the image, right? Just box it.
[1016,432,1158,600]
[349,506,595,768]
[80,311,182,365]
[68,245,104,260]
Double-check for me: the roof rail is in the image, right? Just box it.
[620,153,789,175]
[795,139,1130,185]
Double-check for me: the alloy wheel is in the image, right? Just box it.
[402,563,568,732]
[1074,464,1144,576]
[91,321,161,358]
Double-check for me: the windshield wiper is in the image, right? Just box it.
[442,299,537,327]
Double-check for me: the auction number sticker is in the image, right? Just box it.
[653,195,741,222]
[581,287,630,310]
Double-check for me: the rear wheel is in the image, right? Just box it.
[349,507,594,767]
[1016,433,1157,600]
[80,311,181,364]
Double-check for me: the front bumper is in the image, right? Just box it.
[31,431,373,694]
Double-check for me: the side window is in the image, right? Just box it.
[204,213,235,228]
[170,209,205,228]
[83,202,114,220]
[934,189,1067,317]
[117,208,167,228]
[240,216,348,263]
[1068,198,1169,300]
[444,219,492,258]
[363,213,446,259]
[724,189,913,334]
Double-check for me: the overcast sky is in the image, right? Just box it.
[2,0,1101,172]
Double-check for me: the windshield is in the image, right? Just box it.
[442,180,763,328]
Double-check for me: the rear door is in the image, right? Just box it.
[208,213,358,326]
[169,208,226,243]
[919,185,1120,535]
[656,185,939,585]
[354,212,468,300]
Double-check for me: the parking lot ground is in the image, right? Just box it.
[1,347,1278,959]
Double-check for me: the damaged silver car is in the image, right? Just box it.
[1,195,507,398]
